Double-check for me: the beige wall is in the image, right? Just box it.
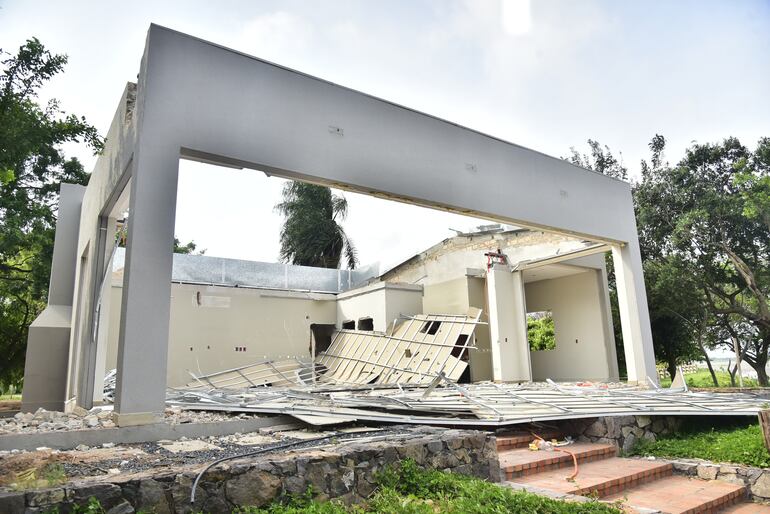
[336,282,423,333]
[421,275,494,382]
[526,270,618,381]
[104,281,424,387]
[106,283,337,387]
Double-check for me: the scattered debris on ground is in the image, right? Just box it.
[0,405,263,435]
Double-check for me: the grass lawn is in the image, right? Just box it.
[658,370,759,388]
[0,394,21,401]
[630,419,770,468]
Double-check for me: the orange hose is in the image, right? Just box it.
[531,431,579,481]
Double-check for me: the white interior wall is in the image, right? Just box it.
[526,270,616,381]
[105,283,337,387]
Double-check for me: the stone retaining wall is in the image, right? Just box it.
[560,415,684,453]
[0,427,500,514]
[663,458,770,502]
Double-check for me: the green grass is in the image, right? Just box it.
[242,460,622,514]
[658,370,760,388]
[630,420,770,468]
[0,394,21,401]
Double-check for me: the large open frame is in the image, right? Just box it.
[62,25,657,426]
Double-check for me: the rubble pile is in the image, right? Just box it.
[0,406,261,435]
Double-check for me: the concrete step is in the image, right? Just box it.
[603,475,745,514]
[720,502,770,513]
[499,442,617,479]
[508,456,672,497]
[496,429,563,451]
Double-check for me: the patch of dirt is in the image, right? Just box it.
[0,451,60,487]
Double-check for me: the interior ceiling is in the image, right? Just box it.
[522,263,588,284]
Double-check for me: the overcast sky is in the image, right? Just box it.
[2,0,768,271]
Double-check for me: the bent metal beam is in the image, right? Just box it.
[65,25,657,426]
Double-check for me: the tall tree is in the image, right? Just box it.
[635,136,770,384]
[0,38,103,389]
[275,181,358,269]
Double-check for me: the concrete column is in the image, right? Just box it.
[486,264,531,382]
[611,242,657,384]
[113,147,179,426]
[92,217,118,403]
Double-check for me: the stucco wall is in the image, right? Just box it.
[335,282,423,332]
[105,283,337,387]
[526,270,617,381]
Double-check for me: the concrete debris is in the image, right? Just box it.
[0,406,261,436]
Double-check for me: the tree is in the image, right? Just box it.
[527,313,556,351]
[635,136,770,384]
[173,238,205,255]
[275,181,358,269]
[567,139,628,180]
[0,38,103,389]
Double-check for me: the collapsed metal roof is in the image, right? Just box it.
[165,311,769,427]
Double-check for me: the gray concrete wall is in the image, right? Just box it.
[22,184,86,412]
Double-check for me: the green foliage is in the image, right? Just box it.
[659,370,759,388]
[247,460,621,514]
[527,313,556,351]
[44,496,106,514]
[631,421,770,468]
[635,136,770,384]
[275,182,358,270]
[0,37,103,389]
[173,237,206,255]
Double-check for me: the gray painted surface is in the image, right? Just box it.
[56,25,657,423]
[0,415,291,451]
[48,184,87,306]
[21,185,85,413]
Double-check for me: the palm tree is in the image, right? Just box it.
[275,181,358,269]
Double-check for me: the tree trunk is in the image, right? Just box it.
[727,361,737,387]
[758,366,769,387]
[667,358,677,383]
[697,337,719,387]
[759,410,770,453]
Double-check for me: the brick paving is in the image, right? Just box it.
[603,475,745,513]
[501,435,763,513]
[512,456,672,497]
[499,442,617,479]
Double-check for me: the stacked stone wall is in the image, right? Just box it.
[0,427,500,514]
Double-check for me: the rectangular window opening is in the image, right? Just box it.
[527,310,555,351]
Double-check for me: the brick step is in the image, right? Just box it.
[499,442,617,479]
[720,502,770,513]
[508,457,672,497]
[603,475,745,514]
[496,429,563,451]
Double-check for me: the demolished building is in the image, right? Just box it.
[21,25,661,427]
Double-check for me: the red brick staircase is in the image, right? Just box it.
[496,431,769,514]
